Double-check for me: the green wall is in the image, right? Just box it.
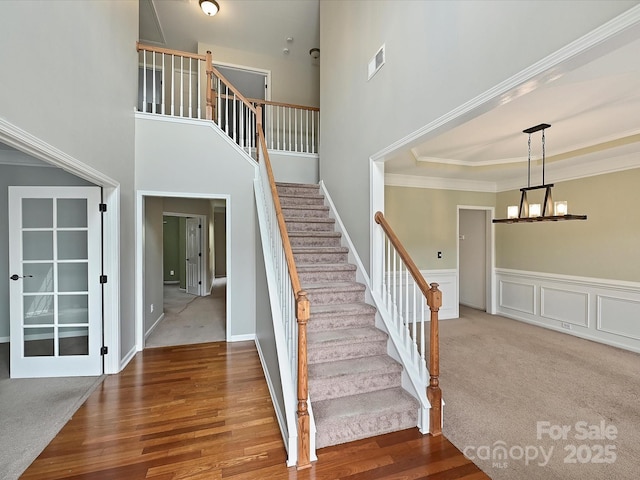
[385,185,495,270]
[496,168,640,282]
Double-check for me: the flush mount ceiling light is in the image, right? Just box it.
[199,0,219,16]
[493,123,587,224]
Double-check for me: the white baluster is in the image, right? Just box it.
[152,52,156,114]
[412,282,417,362]
[171,55,175,116]
[216,77,221,126]
[305,109,309,153]
[197,58,201,119]
[180,56,184,117]
[224,83,229,135]
[161,53,165,115]
[294,108,298,152]
[288,107,292,151]
[188,58,193,118]
[142,50,147,112]
[232,94,237,143]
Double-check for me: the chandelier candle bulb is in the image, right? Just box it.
[507,205,519,219]
[555,201,568,216]
[529,204,541,218]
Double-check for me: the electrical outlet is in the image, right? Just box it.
[437,251,442,259]
[150,304,154,313]
[561,322,571,330]
[170,270,174,276]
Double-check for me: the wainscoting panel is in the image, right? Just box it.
[541,287,589,327]
[597,296,640,341]
[496,269,640,353]
[499,280,535,315]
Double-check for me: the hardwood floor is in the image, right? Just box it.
[21,342,488,480]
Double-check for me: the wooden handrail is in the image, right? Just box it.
[374,211,442,436]
[257,122,311,468]
[211,65,257,116]
[136,42,207,61]
[374,211,431,297]
[247,98,320,112]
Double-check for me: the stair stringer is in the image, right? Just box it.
[319,181,435,434]
[253,178,317,466]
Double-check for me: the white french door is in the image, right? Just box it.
[8,186,103,378]
[185,217,201,296]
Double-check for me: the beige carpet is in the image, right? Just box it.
[441,306,640,480]
[146,279,226,348]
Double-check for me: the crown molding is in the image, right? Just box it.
[385,173,497,193]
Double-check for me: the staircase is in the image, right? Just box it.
[277,181,419,449]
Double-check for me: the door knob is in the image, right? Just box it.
[10,274,32,281]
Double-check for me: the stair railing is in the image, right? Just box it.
[255,109,312,469]
[249,99,320,154]
[373,212,442,436]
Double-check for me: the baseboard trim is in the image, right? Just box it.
[229,334,256,342]
[144,313,165,341]
[119,344,137,372]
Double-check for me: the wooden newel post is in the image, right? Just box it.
[205,51,213,121]
[296,291,311,469]
[426,282,442,436]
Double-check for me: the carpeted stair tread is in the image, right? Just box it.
[282,204,330,212]
[309,355,402,380]
[278,193,325,205]
[308,326,387,347]
[298,263,356,273]
[303,281,365,293]
[285,216,335,224]
[313,388,419,448]
[293,246,349,254]
[310,302,377,317]
[309,356,403,401]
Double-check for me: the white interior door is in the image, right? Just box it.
[185,217,201,296]
[8,186,103,378]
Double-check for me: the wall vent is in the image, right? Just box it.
[367,44,385,81]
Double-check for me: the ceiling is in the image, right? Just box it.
[143,1,640,192]
[139,0,320,65]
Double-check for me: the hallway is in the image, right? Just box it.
[145,280,227,348]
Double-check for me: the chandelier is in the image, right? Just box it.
[493,123,587,224]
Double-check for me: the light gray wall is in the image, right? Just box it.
[320,0,638,274]
[0,0,139,361]
[144,196,164,336]
[135,116,258,338]
[270,152,319,185]
[0,163,94,340]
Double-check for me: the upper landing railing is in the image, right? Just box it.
[136,43,319,156]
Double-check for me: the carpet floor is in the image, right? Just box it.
[441,306,640,480]
[0,343,103,480]
[145,279,226,348]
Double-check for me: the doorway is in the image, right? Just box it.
[137,194,229,350]
[458,207,495,313]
